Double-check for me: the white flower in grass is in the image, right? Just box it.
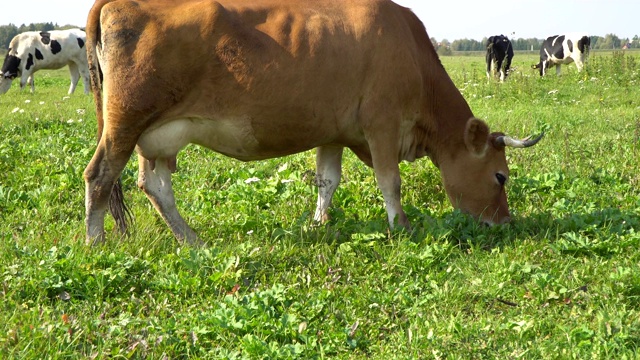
[39,101,45,105]
[76,109,85,115]
[19,109,24,113]
[62,96,70,100]
[244,177,260,184]
[280,179,294,184]
[24,100,31,103]
[67,119,74,124]
[548,89,559,95]
[11,107,20,113]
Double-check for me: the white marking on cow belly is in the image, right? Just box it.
[550,55,575,65]
[136,118,259,160]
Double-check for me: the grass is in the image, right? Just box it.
[1,50,639,359]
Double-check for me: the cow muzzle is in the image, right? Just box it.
[481,215,511,227]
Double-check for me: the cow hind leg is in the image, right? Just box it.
[313,145,344,223]
[67,63,81,94]
[136,154,203,246]
[75,61,91,94]
[84,139,135,245]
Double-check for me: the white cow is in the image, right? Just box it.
[533,34,590,76]
[0,28,90,94]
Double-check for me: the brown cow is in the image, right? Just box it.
[84,0,542,245]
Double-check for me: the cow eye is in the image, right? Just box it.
[496,173,507,186]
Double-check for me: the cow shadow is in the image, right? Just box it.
[405,207,639,258]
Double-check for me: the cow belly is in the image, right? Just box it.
[136,117,324,162]
[136,118,260,161]
[549,56,575,65]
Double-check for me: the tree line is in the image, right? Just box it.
[0,23,81,49]
[0,23,637,56]
[433,34,640,56]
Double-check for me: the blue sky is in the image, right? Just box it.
[1,0,637,41]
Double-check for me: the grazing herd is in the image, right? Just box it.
[485,33,590,81]
[2,0,600,244]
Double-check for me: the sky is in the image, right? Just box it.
[0,0,637,41]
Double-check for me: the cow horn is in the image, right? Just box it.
[493,132,544,148]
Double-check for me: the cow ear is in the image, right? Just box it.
[464,118,490,156]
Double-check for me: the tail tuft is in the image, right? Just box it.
[109,179,133,235]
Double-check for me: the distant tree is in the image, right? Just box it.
[0,22,79,49]
[596,34,622,49]
[430,37,439,51]
[428,33,640,52]
[437,39,452,56]
[451,38,484,52]
[0,24,19,49]
[513,38,542,51]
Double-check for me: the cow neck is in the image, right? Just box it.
[423,66,474,168]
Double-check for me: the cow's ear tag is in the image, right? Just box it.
[464,118,489,156]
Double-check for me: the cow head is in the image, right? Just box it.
[439,118,542,225]
[0,52,20,94]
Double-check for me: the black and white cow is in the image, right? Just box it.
[0,29,90,95]
[486,35,514,81]
[533,34,590,76]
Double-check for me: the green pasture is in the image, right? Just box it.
[0,50,639,359]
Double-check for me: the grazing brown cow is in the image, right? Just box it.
[84,0,542,245]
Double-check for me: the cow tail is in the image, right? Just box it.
[86,0,132,235]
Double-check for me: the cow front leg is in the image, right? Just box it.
[367,136,410,230]
[137,154,203,246]
[313,145,343,223]
[20,73,33,92]
[486,57,492,80]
